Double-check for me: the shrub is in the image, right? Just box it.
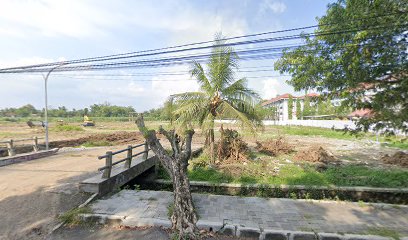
[53,125,84,132]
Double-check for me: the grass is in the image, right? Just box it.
[259,126,408,149]
[81,140,112,147]
[366,227,401,240]
[171,152,408,188]
[52,125,84,132]
[58,207,92,226]
[201,164,407,188]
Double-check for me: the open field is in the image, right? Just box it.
[1,120,407,189]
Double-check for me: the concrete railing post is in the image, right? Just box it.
[6,139,15,156]
[143,142,148,160]
[125,145,132,168]
[33,137,39,152]
[102,151,112,178]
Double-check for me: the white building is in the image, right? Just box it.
[261,93,319,121]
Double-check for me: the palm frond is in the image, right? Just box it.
[223,78,260,104]
[208,36,239,92]
[218,101,260,134]
[190,61,213,94]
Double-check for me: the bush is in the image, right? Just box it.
[53,125,84,132]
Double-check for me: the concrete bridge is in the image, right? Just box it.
[79,142,159,196]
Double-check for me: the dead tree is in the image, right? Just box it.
[135,115,198,238]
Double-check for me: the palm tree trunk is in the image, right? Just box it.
[209,128,215,164]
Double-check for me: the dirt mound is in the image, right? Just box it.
[382,151,408,167]
[50,131,143,148]
[293,146,336,164]
[216,128,249,163]
[255,137,294,156]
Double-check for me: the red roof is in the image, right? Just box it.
[261,93,297,106]
[298,93,320,99]
[262,93,319,106]
[348,109,373,118]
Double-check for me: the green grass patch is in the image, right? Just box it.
[324,165,408,188]
[58,207,92,226]
[266,126,361,140]
[188,167,233,183]
[366,227,401,240]
[262,125,408,150]
[181,154,408,188]
[167,203,174,219]
[52,125,84,132]
[384,140,408,150]
[81,140,112,147]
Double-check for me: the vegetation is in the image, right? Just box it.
[366,227,401,240]
[58,207,92,226]
[262,125,408,149]
[288,95,293,120]
[81,140,112,147]
[275,0,408,132]
[172,35,262,162]
[184,158,408,188]
[302,96,314,117]
[52,125,84,132]
[0,102,136,118]
[296,100,301,119]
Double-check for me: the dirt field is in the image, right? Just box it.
[0,121,405,168]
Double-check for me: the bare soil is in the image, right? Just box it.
[293,145,337,164]
[255,136,294,156]
[382,151,408,167]
[49,131,144,148]
[0,146,126,240]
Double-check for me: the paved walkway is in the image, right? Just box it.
[91,190,408,237]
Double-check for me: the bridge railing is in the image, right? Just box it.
[0,137,44,157]
[98,142,150,178]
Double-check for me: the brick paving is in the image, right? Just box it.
[90,190,408,236]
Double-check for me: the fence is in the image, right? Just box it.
[98,142,150,178]
[0,137,44,157]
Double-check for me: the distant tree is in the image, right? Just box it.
[275,0,408,132]
[255,104,276,120]
[15,104,38,117]
[302,96,313,117]
[317,98,336,116]
[288,95,293,120]
[296,100,302,119]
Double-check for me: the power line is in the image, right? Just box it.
[0,12,405,73]
[11,74,292,82]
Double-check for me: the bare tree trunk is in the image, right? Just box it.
[135,115,198,238]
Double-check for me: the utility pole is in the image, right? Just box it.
[42,63,67,150]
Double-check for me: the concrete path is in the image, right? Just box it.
[90,190,408,237]
[0,146,126,240]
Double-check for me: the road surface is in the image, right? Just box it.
[0,146,125,240]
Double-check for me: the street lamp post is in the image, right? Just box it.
[42,63,66,150]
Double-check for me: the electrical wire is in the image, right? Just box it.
[0,12,405,73]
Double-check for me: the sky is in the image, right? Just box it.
[0,0,334,111]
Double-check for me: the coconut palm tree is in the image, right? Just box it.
[172,35,262,162]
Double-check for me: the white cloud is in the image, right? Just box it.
[261,78,280,99]
[150,65,200,106]
[0,0,120,38]
[259,0,287,14]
